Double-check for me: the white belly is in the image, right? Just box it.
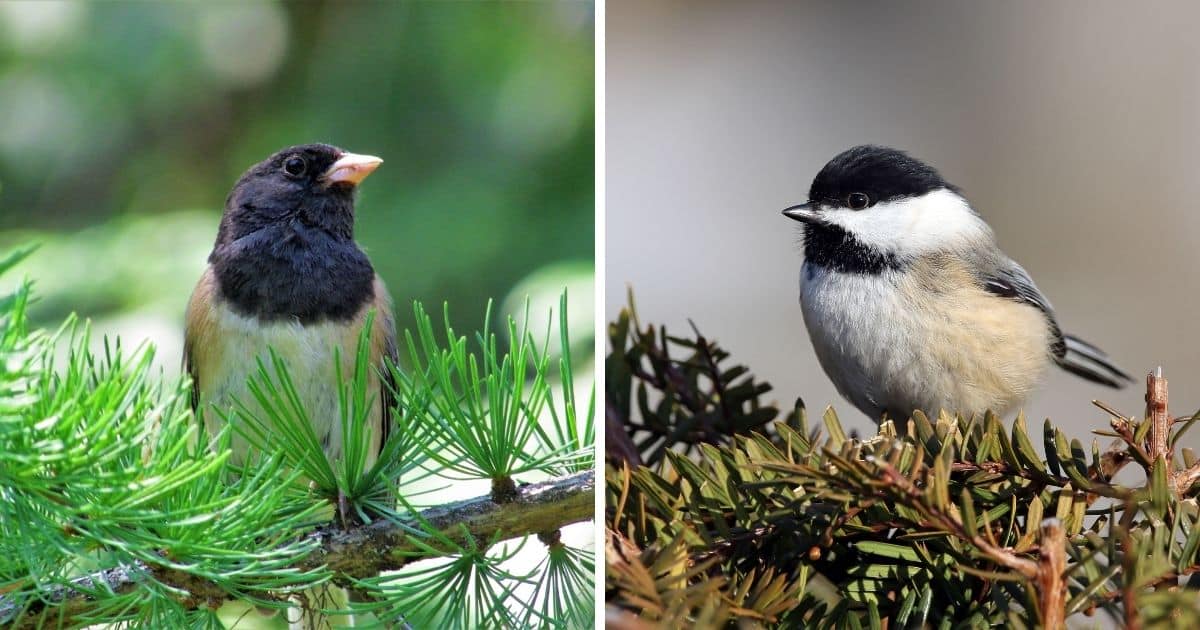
[199,307,350,464]
[799,262,1051,421]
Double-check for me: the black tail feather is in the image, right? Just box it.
[1056,334,1133,388]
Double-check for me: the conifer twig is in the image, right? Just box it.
[1140,369,1200,496]
[1,470,593,629]
[1037,518,1067,629]
[1147,367,1171,466]
[607,297,1200,627]
[1176,463,1200,495]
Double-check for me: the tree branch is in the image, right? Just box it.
[1,470,594,629]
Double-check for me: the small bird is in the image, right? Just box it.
[184,143,396,469]
[782,145,1131,422]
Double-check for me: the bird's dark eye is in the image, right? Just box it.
[846,192,870,209]
[283,156,306,177]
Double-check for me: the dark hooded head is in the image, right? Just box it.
[214,143,382,247]
[209,143,384,323]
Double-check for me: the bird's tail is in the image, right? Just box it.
[1056,334,1133,388]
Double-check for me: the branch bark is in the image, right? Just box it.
[1146,367,1171,466]
[0,470,594,629]
[1037,518,1068,630]
[1136,368,1200,497]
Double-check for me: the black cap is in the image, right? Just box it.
[806,145,954,209]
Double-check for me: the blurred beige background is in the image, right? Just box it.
[607,1,1200,442]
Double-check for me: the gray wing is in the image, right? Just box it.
[978,257,1131,388]
[976,259,1065,355]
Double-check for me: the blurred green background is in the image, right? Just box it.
[0,0,595,372]
[0,3,594,626]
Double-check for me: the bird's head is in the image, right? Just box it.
[216,143,382,247]
[783,145,990,259]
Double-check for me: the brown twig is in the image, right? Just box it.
[1037,518,1068,629]
[1146,368,1171,467]
[1175,463,1200,495]
[1136,369,1200,496]
[1120,526,1141,630]
[874,460,1038,578]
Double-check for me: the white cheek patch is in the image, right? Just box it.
[822,188,992,256]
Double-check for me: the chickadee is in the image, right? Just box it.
[782,145,1130,422]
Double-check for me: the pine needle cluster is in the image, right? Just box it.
[606,300,1200,629]
[0,246,595,629]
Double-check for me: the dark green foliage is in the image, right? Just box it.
[606,301,1200,628]
[606,293,795,466]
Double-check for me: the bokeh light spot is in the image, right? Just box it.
[492,57,586,157]
[0,1,86,54]
[0,72,79,166]
[196,2,289,88]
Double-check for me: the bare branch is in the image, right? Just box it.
[1147,368,1171,466]
[1037,518,1068,629]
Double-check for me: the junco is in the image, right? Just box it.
[184,143,396,469]
[783,145,1131,422]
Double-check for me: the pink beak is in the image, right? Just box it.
[323,152,383,186]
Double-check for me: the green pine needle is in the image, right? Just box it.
[0,246,595,628]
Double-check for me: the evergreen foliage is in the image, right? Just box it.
[606,300,1200,629]
[0,247,595,629]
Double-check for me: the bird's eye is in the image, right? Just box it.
[283,156,306,177]
[846,192,870,209]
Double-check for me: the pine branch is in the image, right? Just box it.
[1,470,593,629]
[607,295,1200,627]
[605,299,784,466]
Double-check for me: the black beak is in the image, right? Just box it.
[782,202,821,224]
